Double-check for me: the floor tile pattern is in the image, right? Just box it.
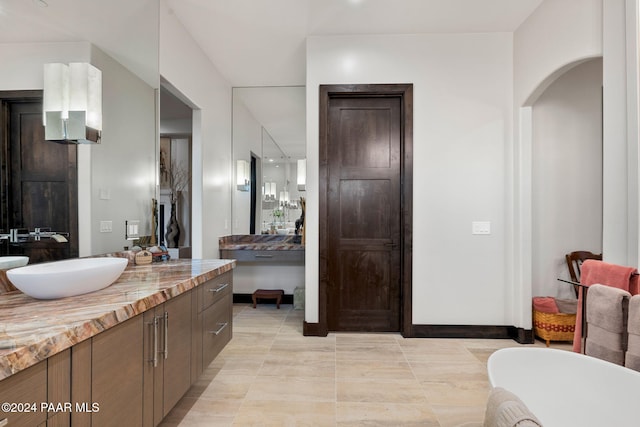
[160,304,570,426]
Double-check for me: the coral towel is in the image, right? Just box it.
[573,260,639,353]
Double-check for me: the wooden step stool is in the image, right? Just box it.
[252,289,284,309]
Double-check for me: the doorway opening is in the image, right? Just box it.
[159,81,193,255]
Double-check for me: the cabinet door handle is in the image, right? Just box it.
[163,311,169,360]
[152,316,159,368]
[208,322,228,336]
[0,417,8,427]
[208,283,229,293]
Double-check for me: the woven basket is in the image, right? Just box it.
[533,309,576,347]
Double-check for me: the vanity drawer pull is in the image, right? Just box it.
[254,254,274,258]
[152,316,159,367]
[208,283,229,293]
[208,322,228,336]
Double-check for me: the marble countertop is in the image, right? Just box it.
[219,234,304,251]
[0,258,235,381]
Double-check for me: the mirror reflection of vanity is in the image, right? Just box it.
[232,86,306,234]
[0,0,159,260]
[227,86,306,299]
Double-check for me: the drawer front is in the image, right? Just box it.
[199,271,232,312]
[220,249,304,263]
[0,361,47,427]
[202,295,232,368]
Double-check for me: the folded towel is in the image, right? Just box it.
[532,296,559,313]
[573,260,639,353]
[626,335,640,372]
[483,387,542,427]
[626,295,640,372]
[584,284,630,365]
[586,284,630,333]
[628,295,640,335]
[586,339,625,365]
[580,260,638,291]
[555,298,577,314]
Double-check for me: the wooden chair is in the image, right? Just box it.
[565,251,603,297]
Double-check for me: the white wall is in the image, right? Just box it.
[514,0,602,107]
[602,0,639,267]
[531,59,603,299]
[513,0,604,328]
[160,0,232,259]
[0,42,91,87]
[0,42,157,257]
[232,97,262,234]
[88,45,157,256]
[306,33,513,325]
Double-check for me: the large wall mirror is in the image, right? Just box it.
[232,86,306,235]
[0,0,159,259]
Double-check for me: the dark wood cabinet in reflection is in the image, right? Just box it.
[1,90,78,262]
[5,238,70,264]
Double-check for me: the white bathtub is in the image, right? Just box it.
[488,347,640,427]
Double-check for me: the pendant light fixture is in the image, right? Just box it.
[43,62,102,143]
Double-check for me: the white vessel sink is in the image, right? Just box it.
[0,256,29,270]
[7,257,128,299]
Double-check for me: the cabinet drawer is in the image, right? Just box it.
[199,271,232,312]
[0,361,47,427]
[220,249,304,263]
[202,295,232,368]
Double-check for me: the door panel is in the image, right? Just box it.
[2,94,78,260]
[326,96,401,331]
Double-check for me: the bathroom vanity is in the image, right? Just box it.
[0,258,234,427]
[219,235,304,297]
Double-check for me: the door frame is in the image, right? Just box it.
[318,84,413,337]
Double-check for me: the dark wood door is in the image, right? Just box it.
[326,95,402,331]
[1,92,78,261]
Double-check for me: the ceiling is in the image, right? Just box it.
[165,0,543,160]
[0,0,544,159]
[165,0,544,87]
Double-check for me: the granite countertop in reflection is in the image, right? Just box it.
[219,234,304,251]
[0,258,235,381]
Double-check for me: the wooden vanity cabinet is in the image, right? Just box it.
[0,268,234,427]
[0,349,72,427]
[0,359,47,427]
[143,291,193,427]
[199,271,233,369]
[91,316,144,426]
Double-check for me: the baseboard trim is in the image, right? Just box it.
[233,293,294,305]
[303,321,328,337]
[410,324,534,343]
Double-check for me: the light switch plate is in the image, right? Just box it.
[100,220,112,233]
[126,220,140,240]
[472,221,491,235]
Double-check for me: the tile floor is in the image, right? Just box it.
[160,304,570,426]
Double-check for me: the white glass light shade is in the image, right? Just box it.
[43,63,69,124]
[297,158,306,191]
[264,182,276,200]
[43,62,102,143]
[69,63,102,132]
[279,190,290,204]
[236,160,250,191]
